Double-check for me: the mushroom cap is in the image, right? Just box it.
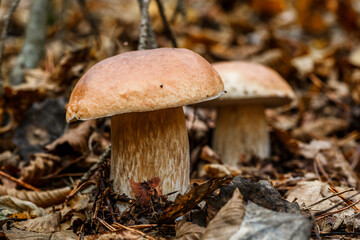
[66,48,224,122]
[200,61,295,108]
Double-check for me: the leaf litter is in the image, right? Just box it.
[0,0,360,239]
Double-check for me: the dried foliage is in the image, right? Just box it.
[14,212,61,233]
[1,0,360,238]
[45,120,96,154]
[20,153,61,185]
[175,221,205,240]
[0,186,71,208]
[201,189,245,240]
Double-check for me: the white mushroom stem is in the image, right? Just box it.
[213,105,269,167]
[110,107,189,201]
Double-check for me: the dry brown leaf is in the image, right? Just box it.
[3,228,77,240]
[292,117,347,140]
[201,189,245,240]
[159,177,232,224]
[200,146,222,164]
[61,194,91,219]
[84,230,143,240]
[45,120,96,154]
[175,221,205,240]
[20,153,62,185]
[204,163,241,178]
[14,212,61,233]
[0,196,46,218]
[286,181,360,231]
[49,46,90,86]
[0,186,71,208]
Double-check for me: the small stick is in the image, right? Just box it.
[155,0,177,48]
[97,217,116,231]
[66,180,98,203]
[0,170,40,192]
[304,188,355,209]
[0,0,21,96]
[329,185,359,212]
[316,198,360,221]
[129,224,174,229]
[113,222,156,240]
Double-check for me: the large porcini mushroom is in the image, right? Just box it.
[199,61,294,166]
[66,48,224,200]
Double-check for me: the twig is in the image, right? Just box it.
[155,0,177,47]
[328,185,359,212]
[113,222,156,240]
[303,188,355,209]
[138,0,157,50]
[316,198,360,221]
[66,180,98,203]
[97,217,116,231]
[0,0,21,95]
[0,170,40,191]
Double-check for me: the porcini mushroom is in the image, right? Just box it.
[66,48,224,200]
[198,61,294,166]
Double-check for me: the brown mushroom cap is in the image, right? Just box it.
[66,48,224,122]
[201,61,295,107]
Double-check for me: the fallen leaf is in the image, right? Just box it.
[200,146,222,164]
[204,163,241,178]
[45,120,96,155]
[206,176,300,223]
[84,230,143,240]
[201,189,245,240]
[159,177,232,224]
[0,186,71,208]
[175,221,205,240]
[14,212,61,233]
[231,202,311,240]
[20,153,62,185]
[0,196,45,218]
[286,181,360,231]
[129,177,163,206]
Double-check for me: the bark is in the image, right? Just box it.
[0,0,21,95]
[111,107,190,200]
[10,0,50,85]
[137,0,157,50]
[213,105,270,167]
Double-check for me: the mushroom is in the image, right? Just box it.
[199,61,295,166]
[66,48,224,200]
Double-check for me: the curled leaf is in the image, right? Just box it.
[201,189,244,240]
[175,221,205,240]
[45,120,96,154]
[20,153,61,185]
[0,186,71,207]
[14,212,61,233]
[0,196,46,218]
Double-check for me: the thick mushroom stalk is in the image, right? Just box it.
[213,105,269,167]
[111,107,189,200]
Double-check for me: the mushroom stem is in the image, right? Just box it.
[110,107,189,200]
[213,105,269,167]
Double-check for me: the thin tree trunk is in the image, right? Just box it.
[138,0,157,50]
[10,0,50,85]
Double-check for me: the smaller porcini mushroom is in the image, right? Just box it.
[198,61,295,167]
[66,48,224,201]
